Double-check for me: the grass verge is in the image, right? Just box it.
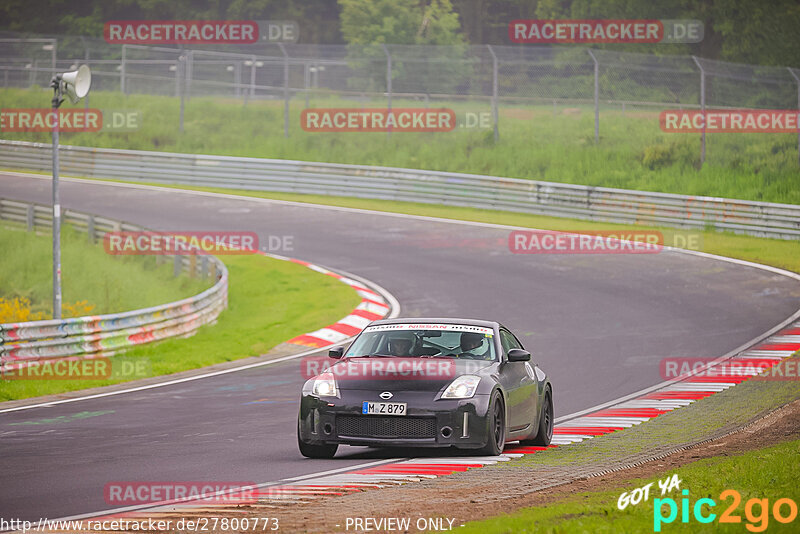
[0,222,209,318]
[0,252,361,401]
[513,357,800,469]
[447,355,800,532]
[458,437,800,533]
[1,87,798,204]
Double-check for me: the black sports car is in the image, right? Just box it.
[297,318,553,458]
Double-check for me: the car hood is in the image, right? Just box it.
[329,357,494,392]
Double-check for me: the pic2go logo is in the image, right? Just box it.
[654,489,798,532]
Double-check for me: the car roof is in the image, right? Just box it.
[369,317,500,329]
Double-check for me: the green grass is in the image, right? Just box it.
[0,222,209,317]
[457,438,800,533]
[1,87,798,204]
[452,354,800,533]
[0,251,361,400]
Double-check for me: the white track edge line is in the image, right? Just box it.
[3,172,797,420]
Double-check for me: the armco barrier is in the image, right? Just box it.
[1,140,799,239]
[0,198,228,370]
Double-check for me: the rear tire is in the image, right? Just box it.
[479,391,506,455]
[297,420,338,458]
[521,389,553,447]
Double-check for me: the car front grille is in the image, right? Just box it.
[336,415,437,439]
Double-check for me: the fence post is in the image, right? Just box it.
[50,38,56,77]
[87,214,95,243]
[587,49,599,144]
[174,56,180,98]
[231,61,237,98]
[383,44,392,123]
[789,68,800,166]
[234,61,241,98]
[173,255,182,277]
[250,54,256,100]
[487,45,499,142]
[26,204,34,231]
[120,45,126,94]
[279,44,290,138]
[304,61,310,108]
[81,36,89,111]
[692,56,706,166]
[200,255,209,279]
[185,50,193,101]
[178,54,185,133]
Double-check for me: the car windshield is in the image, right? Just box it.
[345,323,496,361]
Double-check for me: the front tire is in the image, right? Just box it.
[297,420,338,458]
[521,389,553,447]
[479,391,506,455]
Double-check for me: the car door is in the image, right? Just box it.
[499,328,539,433]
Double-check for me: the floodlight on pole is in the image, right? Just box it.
[49,64,91,319]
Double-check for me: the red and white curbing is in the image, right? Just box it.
[243,318,800,503]
[279,257,391,349]
[549,322,800,445]
[92,322,800,518]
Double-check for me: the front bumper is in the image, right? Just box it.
[298,390,493,449]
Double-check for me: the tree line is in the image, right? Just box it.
[1,0,797,66]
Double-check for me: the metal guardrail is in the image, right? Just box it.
[1,139,799,239]
[0,197,228,369]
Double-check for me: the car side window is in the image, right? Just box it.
[499,329,521,356]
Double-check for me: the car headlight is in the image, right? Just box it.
[441,375,481,399]
[312,373,339,398]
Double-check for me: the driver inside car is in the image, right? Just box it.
[459,332,489,358]
[387,335,415,357]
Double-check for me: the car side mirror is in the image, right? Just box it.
[507,348,531,362]
[328,346,344,359]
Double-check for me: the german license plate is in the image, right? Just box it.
[362,401,407,416]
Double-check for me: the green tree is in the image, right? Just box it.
[417,0,464,45]
[339,0,419,45]
[535,0,570,19]
[711,0,800,67]
[339,0,468,94]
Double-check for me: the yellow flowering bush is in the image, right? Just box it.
[0,297,96,322]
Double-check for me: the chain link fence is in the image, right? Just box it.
[1,31,799,162]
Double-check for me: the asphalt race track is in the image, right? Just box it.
[2,172,800,521]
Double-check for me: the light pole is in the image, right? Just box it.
[49,64,91,319]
